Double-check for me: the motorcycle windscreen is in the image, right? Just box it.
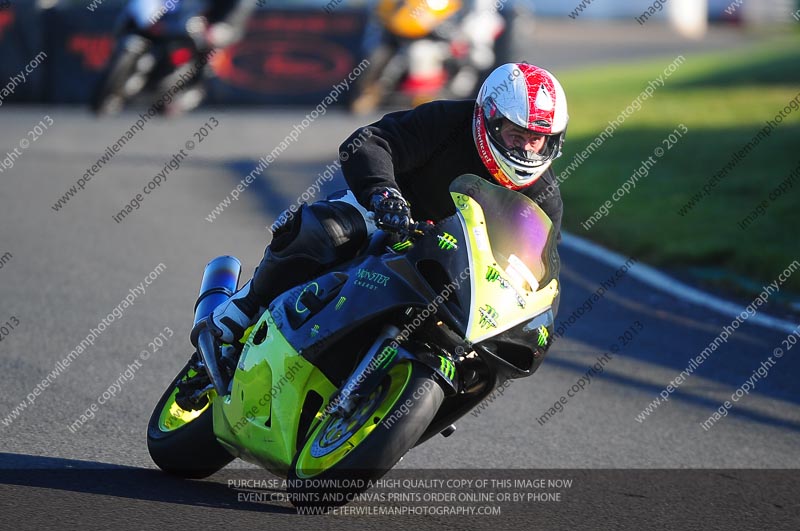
[449,174,558,290]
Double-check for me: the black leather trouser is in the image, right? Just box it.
[249,190,373,307]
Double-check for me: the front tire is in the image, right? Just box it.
[288,361,444,507]
[348,42,396,114]
[147,360,234,479]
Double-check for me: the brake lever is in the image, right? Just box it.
[411,220,436,237]
[389,220,435,252]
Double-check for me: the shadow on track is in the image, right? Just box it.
[0,453,294,514]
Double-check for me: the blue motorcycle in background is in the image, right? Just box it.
[90,0,216,116]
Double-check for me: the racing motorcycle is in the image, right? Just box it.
[91,0,212,116]
[147,174,559,506]
[350,0,510,114]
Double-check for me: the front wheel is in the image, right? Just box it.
[288,361,444,507]
[348,42,396,114]
[90,34,151,116]
[147,359,234,479]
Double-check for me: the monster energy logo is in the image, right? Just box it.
[392,240,413,251]
[486,266,526,308]
[335,296,346,310]
[356,268,390,285]
[355,268,390,291]
[478,305,499,329]
[485,266,511,289]
[439,357,456,380]
[537,325,549,347]
[437,233,458,250]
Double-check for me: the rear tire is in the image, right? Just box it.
[152,50,207,116]
[147,360,234,479]
[288,361,444,508]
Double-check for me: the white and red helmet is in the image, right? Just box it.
[473,63,568,190]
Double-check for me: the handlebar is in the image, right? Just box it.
[377,220,435,254]
[405,219,435,241]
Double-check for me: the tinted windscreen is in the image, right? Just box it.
[450,174,558,286]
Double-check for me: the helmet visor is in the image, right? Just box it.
[483,101,561,169]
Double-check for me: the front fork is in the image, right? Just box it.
[327,324,459,419]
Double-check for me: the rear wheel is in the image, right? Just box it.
[152,46,207,116]
[147,359,233,479]
[288,361,444,507]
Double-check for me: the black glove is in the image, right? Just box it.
[369,188,412,235]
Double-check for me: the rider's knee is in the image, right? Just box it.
[269,197,369,267]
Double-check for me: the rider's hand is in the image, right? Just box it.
[369,188,412,235]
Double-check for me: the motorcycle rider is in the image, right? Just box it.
[449,0,508,96]
[127,0,255,47]
[110,0,256,113]
[197,62,567,348]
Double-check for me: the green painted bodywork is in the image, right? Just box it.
[451,191,559,343]
[212,311,337,474]
[158,368,211,432]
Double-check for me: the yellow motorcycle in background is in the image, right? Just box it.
[350,0,509,113]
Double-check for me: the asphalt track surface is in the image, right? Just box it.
[1,24,798,531]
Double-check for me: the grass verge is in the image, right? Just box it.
[554,34,800,296]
